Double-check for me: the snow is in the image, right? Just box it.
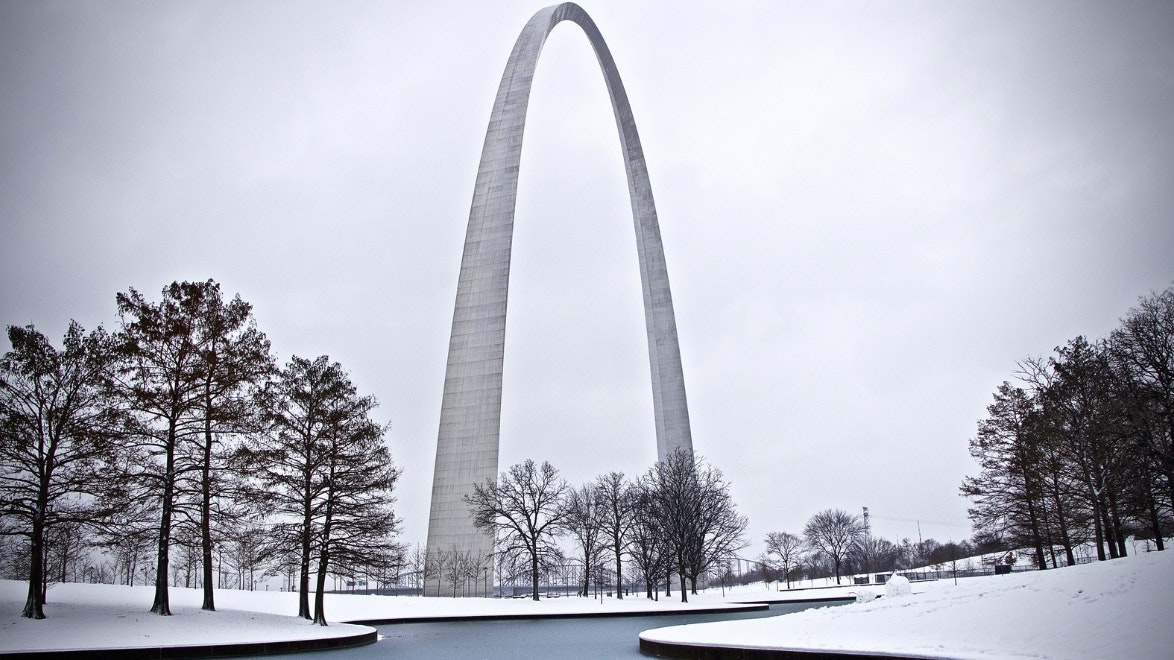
[642,549,1174,659]
[0,581,751,654]
[855,587,878,603]
[5,550,1172,657]
[0,583,371,655]
[885,572,911,597]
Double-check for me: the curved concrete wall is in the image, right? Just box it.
[425,3,693,587]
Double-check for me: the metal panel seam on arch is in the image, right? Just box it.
[425,2,694,593]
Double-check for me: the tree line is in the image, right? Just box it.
[0,280,402,624]
[761,508,971,588]
[450,448,748,603]
[961,286,1172,567]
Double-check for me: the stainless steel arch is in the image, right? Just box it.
[425,2,693,585]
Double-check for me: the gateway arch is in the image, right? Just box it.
[426,2,693,588]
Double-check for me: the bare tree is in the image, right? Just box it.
[561,483,604,596]
[0,322,118,618]
[849,534,899,575]
[1110,287,1174,549]
[464,459,568,601]
[423,549,446,598]
[643,449,747,602]
[627,485,666,600]
[803,509,864,584]
[248,355,400,623]
[764,531,804,589]
[594,471,636,599]
[407,544,427,594]
[227,524,270,591]
[441,549,478,598]
[682,462,748,595]
[310,405,400,625]
[114,282,214,615]
[186,282,272,611]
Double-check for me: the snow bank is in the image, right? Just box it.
[642,549,1174,659]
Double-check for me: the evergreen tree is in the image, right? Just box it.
[961,382,1049,568]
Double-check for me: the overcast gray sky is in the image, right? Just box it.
[3,0,1172,557]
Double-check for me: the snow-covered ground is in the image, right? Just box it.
[0,582,373,655]
[0,580,752,654]
[5,550,1171,657]
[643,548,1174,659]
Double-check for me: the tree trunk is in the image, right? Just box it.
[678,570,688,603]
[1108,493,1127,558]
[150,424,177,616]
[1099,504,1118,559]
[313,547,329,626]
[530,553,540,601]
[581,558,590,597]
[22,500,47,619]
[1146,490,1166,551]
[614,549,623,600]
[298,476,313,619]
[201,401,216,611]
[1025,484,1047,570]
[313,475,336,626]
[1089,490,1107,561]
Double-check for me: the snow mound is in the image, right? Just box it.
[884,573,911,597]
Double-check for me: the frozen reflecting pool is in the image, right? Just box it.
[293,601,844,659]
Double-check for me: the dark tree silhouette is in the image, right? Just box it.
[249,355,399,624]
[187,284,272,611]
[309,394,399,625]
[764,531,804,589]
[803,508,864,584]
[594,471,636,599]
[561,483,604,596]
[643,449,747,602]
[628,484,667,600]
[114,282,217,615]
[465,459,568,601]
[961,382,1049,569]
[0,322,118,618]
